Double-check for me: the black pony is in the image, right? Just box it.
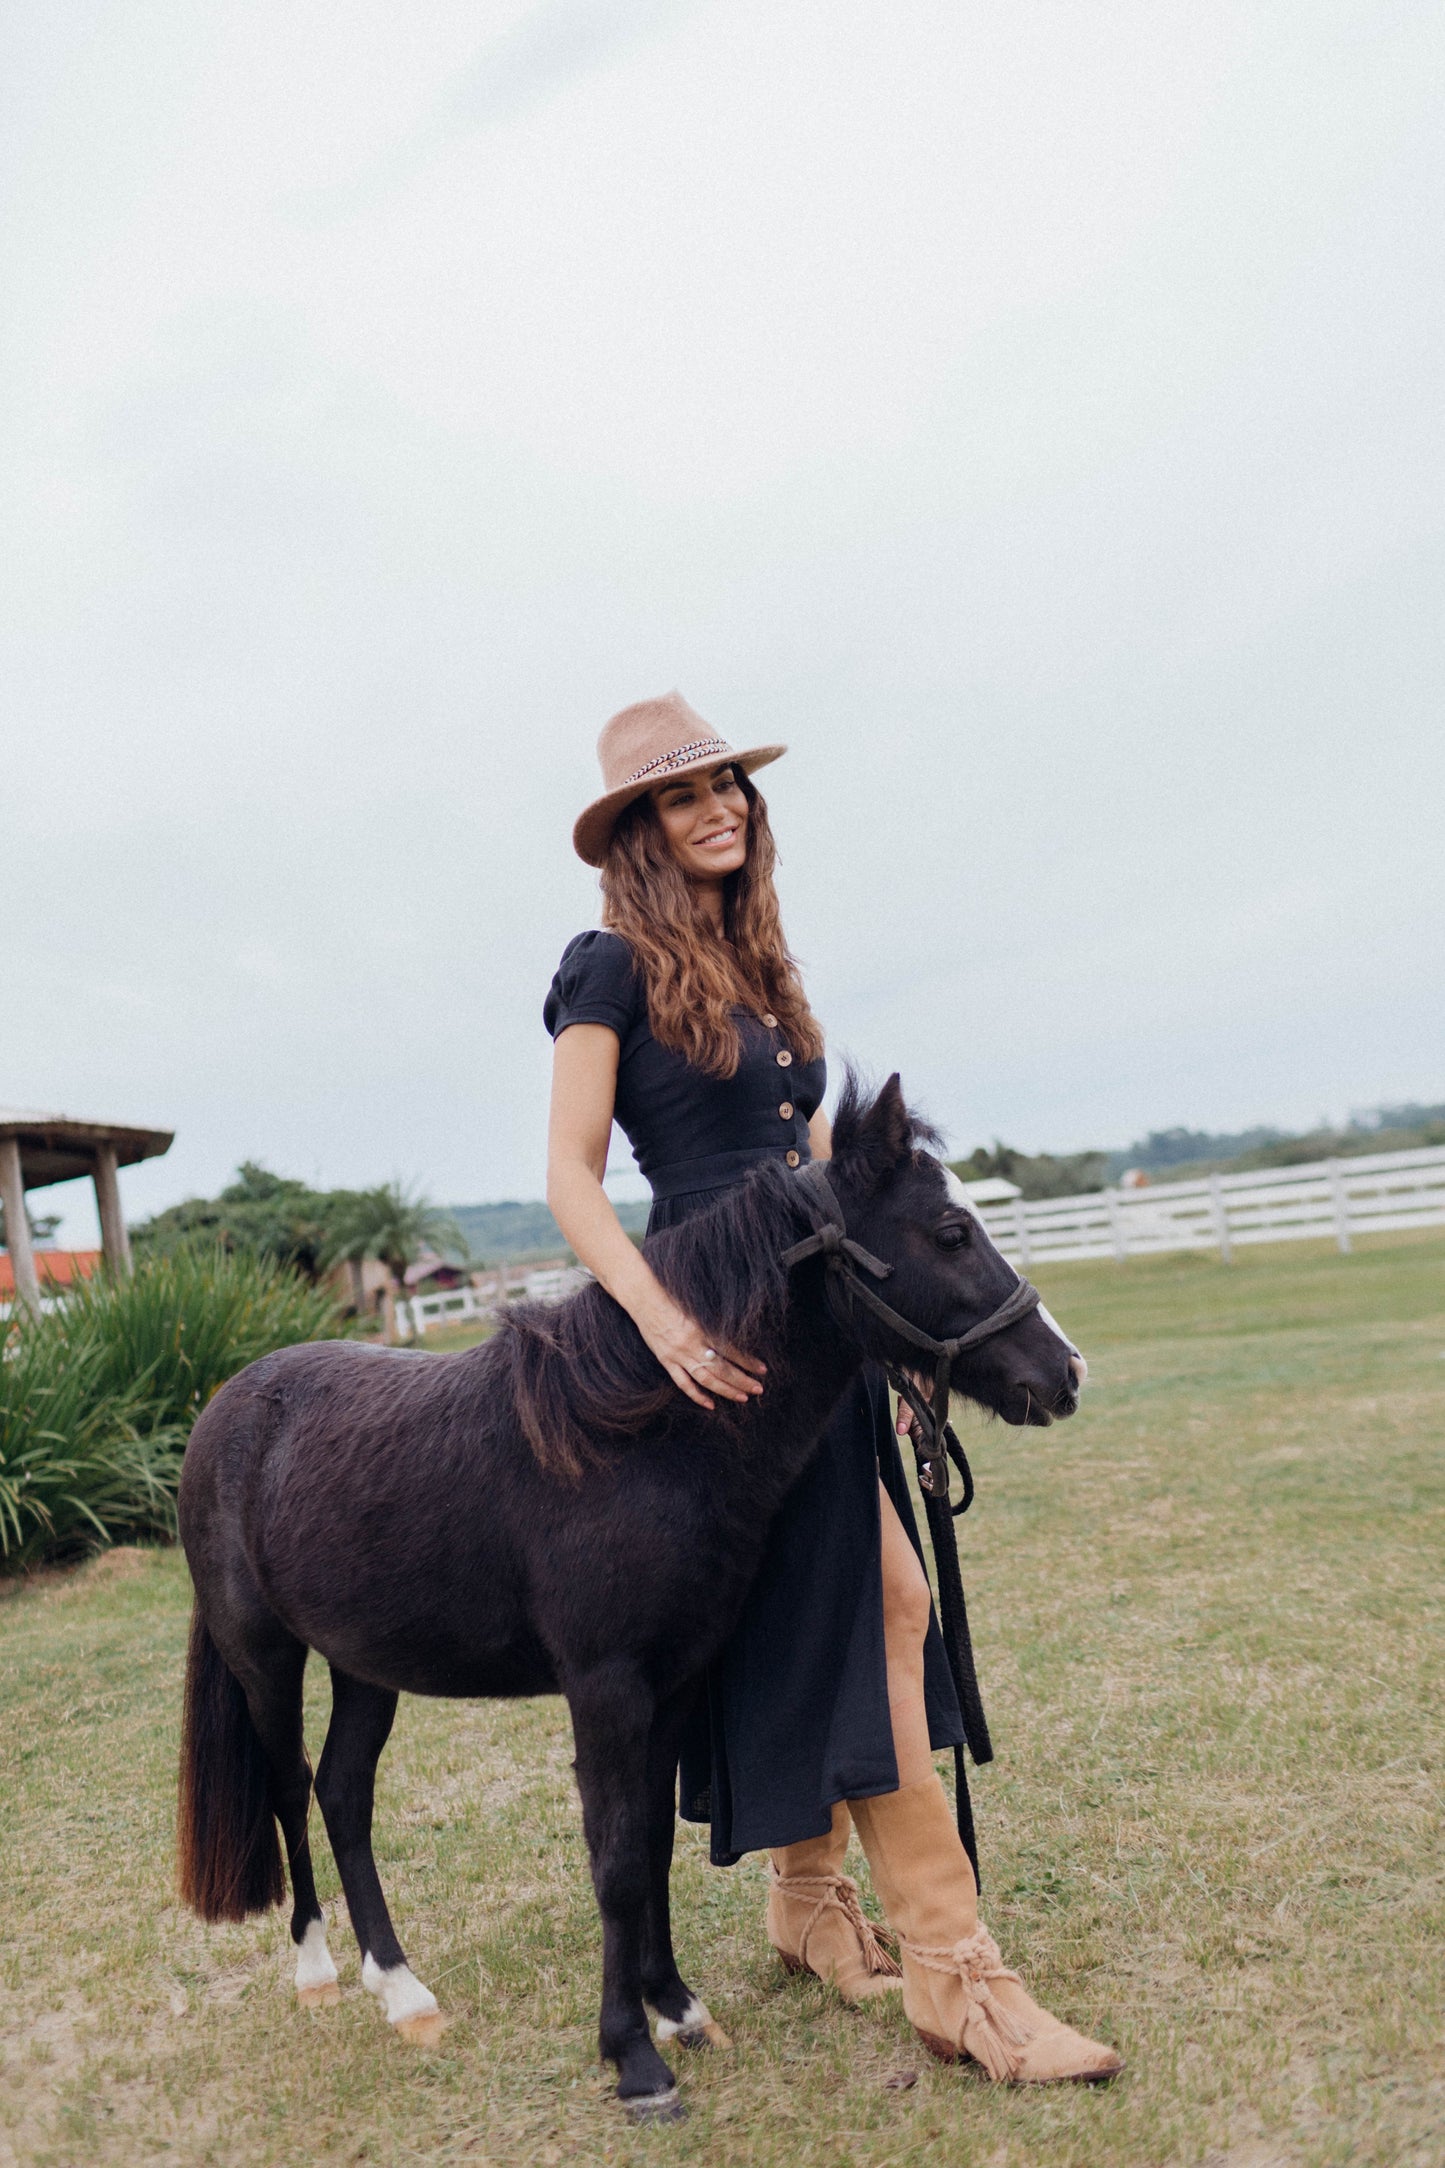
[176,1076,1080,2118]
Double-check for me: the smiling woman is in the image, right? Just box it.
[656,761,747,864]
[579,703,821,1087]
[542,691,1121,2089]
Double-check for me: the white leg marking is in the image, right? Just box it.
[361,1953,445,2043]
[655,1996,712,2041]
[654,1994,731,2049]
[294,1917,340,2005]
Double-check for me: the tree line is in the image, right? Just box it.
[132,1164,463,1310]
[952,1098,1445,1199]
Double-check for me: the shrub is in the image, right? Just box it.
[0,1327,183,1567]
[0,1249,341,1569]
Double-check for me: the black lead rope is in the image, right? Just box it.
[781,1162,1043,1888]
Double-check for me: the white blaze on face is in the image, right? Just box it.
[942,1168,1085,1375]
[1037,1301,1085,1377]
[361,1953,440,2027]
[294,1916,339,1996]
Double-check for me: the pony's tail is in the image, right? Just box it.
[177,1605,284,1921]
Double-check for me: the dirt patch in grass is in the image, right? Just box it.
[3,1239,1443,2166]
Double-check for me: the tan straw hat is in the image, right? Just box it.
[572,691,786,867]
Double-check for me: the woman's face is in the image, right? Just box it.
[649,762,749,884]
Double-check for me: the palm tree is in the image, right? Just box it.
[324,1183,465,1335]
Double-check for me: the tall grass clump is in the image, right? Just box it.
[0,1248,340,1569]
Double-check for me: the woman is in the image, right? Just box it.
[544,692,1121,2085]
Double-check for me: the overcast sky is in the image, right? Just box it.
[6,0,1443,1244]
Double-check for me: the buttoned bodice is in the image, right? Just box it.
[543,929,827,1200]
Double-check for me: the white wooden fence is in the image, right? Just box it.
[396,1264,591,1340]
[959,1144,1445,1268]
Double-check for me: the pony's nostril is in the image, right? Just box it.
[1069,1353,1088,1389]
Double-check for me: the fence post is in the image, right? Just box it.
[1327,1159,1353,1254]
[1013,1194,1033,1268]
[1208,1171,1233,1264]
[1104,1187,1128,1262]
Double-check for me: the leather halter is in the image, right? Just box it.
[781,1159,1043,1507]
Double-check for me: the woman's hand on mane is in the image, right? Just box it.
[628,1282,767,1412]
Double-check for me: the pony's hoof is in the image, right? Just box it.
[394,2010,449,2048]
[676,2019,731,2052]
[623,2087,686,2124]
[297,1981,341,2010]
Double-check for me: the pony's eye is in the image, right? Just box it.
[935,1221,970,1252]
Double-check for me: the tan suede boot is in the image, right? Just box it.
[848,1779,1123,2084]
[766,1802,903,2004]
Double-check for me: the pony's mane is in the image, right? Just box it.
[497,1158,806,1480]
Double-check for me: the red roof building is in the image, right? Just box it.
[0,1249,102,1300]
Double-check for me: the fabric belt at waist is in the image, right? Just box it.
[645,1143,811,1202]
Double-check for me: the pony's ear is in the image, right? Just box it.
[845,1073,915,1191]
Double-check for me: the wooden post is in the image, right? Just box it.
[1208,1171,1233,1264]
[92,1142,133,1276]
[0,1137,42,1318]
[1104,1187,1128,1262]
[1327,1159,1353,1254]
[1012,1194,1033,1269]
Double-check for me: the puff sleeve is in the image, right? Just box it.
[543,930,642,1042]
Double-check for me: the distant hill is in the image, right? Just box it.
[1103,1103,1445,1185]
[1105,1125,1287,1176]
[447,1195,649,1264]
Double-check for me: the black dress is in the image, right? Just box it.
[545,930,963,1865]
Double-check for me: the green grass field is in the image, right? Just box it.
[2,1237,1442,2167]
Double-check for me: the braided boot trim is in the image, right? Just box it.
[899,1927,1035,2082]
[767,1869,902,1981]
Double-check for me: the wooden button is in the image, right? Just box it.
[785,1149,800,1168]
[779,1101,794,1120]
[776,1048,793,1067]
[760,1012,778,1029]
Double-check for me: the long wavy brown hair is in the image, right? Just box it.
[599,769,825,1078]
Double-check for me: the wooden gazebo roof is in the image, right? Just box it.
[0,1109,174,1189]
[0,1110,174,1310]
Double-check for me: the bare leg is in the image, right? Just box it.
[878,1480,936,1788]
